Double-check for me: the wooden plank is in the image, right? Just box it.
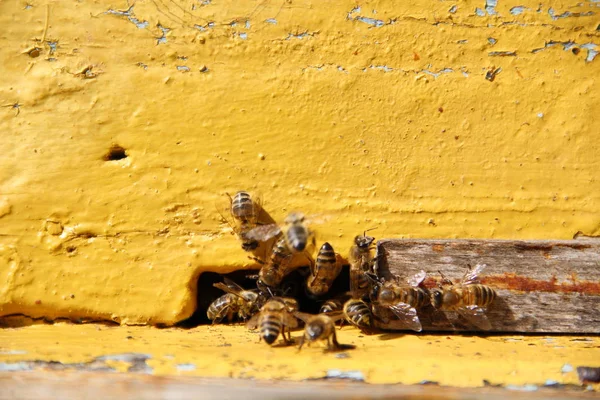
[376,239,600,333]
[1,372,597,400]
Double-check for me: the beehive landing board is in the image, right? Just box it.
[376,239,600,333]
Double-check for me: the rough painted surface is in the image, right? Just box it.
[0,323,599,391]
[0,0,599,324]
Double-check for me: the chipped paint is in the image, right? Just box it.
[0,0,599,327]
[0,324,599,389]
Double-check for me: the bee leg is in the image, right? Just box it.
[248,256,266,265]
[297,335,306,351]
[284,327,294,345]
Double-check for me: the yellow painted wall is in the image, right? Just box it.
[0,0,599,324]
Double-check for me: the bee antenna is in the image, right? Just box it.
[363,227,378,236]
[438,270,453,286]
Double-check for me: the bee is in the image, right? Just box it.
[246,212,317,253]
[319,298,344,314]
[295,312,355,351]
[343,298,375,333]
[206,278,261,323]
[217,191,263,251]
[349,230,377,299]
[371,270,429,332]
[305,242,342,297]
[430,263,496,330]
[247,297,299,345]
[256,236,294,289]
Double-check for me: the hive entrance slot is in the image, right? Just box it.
[180,265,351,328]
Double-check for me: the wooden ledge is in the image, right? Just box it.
[376,239,600,333]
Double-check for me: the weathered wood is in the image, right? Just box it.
[1,372,597,400]
[376,239,600,333]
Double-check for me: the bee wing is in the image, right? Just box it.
[407,270,427,287]
[349,268,362,299]
[282,312,299,329]
[222,277,245,292]
[214,195,238,233]
[246,313,260,330]
[245,224,282,241]
[387,302,422,332]
[462,263,487,285]
[304,213,331,226]
[293,311,313,324]
[457,305,492,330]
[213,282,244,299]
[322,311,344,323]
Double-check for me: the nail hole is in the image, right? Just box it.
[103,145,127,161]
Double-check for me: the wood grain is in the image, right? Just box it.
[376,239,600,333]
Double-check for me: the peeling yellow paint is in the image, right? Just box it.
[0,0,599,324]
[0,323,599,389]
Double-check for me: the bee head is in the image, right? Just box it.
[430,289,443,309]
[306,321,324,340]
[241,239,259,252]
[354,235,375,249]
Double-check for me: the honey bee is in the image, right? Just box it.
[246,212,317,253]
[343,298,375,333]
[247,297,299,345]
[372,270,429,332]
[319,298,344,314]
[217,191,263,251]
[430,263,496,330]
[349,231,377,299]
[255,236,294,289]
[294,312,355,351]
[305,242,342,297]
[206,278,260,323]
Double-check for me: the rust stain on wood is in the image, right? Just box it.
[482,274,600,295]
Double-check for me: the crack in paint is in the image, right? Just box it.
[488,51,516,57]
[156,24,170,45]
[548,8,595,20]
[510,6,526,15]
[0,353,154,373]
[106,6,148,29]
[531,41,598,62]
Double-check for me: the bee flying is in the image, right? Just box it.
[217,191,264,252]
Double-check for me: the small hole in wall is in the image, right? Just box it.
[178,265,351,328]
[103,145,127,161]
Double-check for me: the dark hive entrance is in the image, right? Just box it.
[180,265,350,328]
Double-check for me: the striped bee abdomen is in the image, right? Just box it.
[320,299,343,314]
[286,224,308,252]
[399,287,430,309]
[464,284,496,307]
[316,242,336,266]
[207,294,237,322]
[343,299,372,330]
[259,314,282,345]
[231,191,255,222]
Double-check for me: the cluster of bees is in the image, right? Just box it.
[208,191,497,351]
